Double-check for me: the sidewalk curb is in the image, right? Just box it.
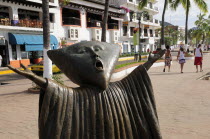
[111,62,167,80]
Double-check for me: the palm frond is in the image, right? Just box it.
[193,0,208,13]
[138,0,149,10]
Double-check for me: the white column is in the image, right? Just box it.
[80,10,86,28]
[128,43,131,53]
[10,6,19,20]
[147,28,150,37]
[16,45,21,60]
[141,25,144,37]
[153,28,155,38]
[8,45,13,61]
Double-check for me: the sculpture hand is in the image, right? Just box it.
[7,64,47,89]
[148,50,165,64]
[143,50,165,71]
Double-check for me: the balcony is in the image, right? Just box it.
[108,23,118,29]
[0,18,43,28]
[87,20,102,28]
[0,18,55,30]
[63,17,81,26]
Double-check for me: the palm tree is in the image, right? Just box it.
[171,0,208,50]
[195,13,210,50]
[42,0,52,78]
[139,0,172,50]
[101,0,110,42]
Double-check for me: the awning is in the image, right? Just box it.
[111,16,124,21]
[8,33,58,51]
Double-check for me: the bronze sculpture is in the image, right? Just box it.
[8,41,164,139]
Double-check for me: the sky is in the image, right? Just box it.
[154,0,210,28]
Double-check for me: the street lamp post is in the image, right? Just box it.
[137,11,149,61]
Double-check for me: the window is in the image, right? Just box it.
[123,44,128,53]
[144,29,148,36]
[87,12,102,28]
[62,8,80,26]
[130,27,135,36]
[108,16,119,29]
[50,13,55,23]
[123,26,128,36]
[68,27,80,40]
[20,45,29,59]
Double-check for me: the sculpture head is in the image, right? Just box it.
[47,41,120,90]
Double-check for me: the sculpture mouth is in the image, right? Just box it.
[95,59,103,71]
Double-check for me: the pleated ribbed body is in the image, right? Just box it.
[39,65,162,139]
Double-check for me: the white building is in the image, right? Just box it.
[0,0,59,67]
[119,0,160,53]
[0,0,161,67]
[55,0,124,46]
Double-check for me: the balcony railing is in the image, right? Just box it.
[155,34,159,37]
[150,18,153,23]
[150,34,153,37]
[0,18,43,28]
[144,33,148,37]
[63,17,80,26]
[108,23,118,29]
[87,20,102,28]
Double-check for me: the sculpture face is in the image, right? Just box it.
[47,41,120,90]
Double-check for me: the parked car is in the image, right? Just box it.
[31,60,61,75]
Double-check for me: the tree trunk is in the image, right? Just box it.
[42,0,52,78]
[161,0,167,49]
[185,0,189,50]
[202,34,205,44]
[101,0,110,42]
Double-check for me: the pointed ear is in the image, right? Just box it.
[47,49,69,72]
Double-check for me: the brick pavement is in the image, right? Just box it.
[0,54,210,139]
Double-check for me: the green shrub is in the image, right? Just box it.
[52,74,64,85]
[119,52,149,57]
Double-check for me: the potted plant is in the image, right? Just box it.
[32,51,43,64]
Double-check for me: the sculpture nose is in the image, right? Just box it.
[90,46,100,58]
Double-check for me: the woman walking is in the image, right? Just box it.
[194,44,203,72]
[177,47,186,73]
[163,45,172,72]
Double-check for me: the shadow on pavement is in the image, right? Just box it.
[0,90,30,96]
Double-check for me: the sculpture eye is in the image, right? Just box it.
[94,45,104,51]
[78,49,86,54]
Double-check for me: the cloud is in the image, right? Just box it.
[154,0,210,28]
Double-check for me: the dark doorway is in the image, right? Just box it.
[0,40,9,67]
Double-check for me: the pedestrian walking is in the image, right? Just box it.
[0,54,2,67]
[163,45,172,72]
[194,44,203,73]
[177,47,186,73]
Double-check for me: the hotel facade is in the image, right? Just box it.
[0,0,160,68]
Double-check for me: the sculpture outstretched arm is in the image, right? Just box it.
[143,50,165,71]
[7,64,47,89]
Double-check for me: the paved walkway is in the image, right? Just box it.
[0,54,210,139]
